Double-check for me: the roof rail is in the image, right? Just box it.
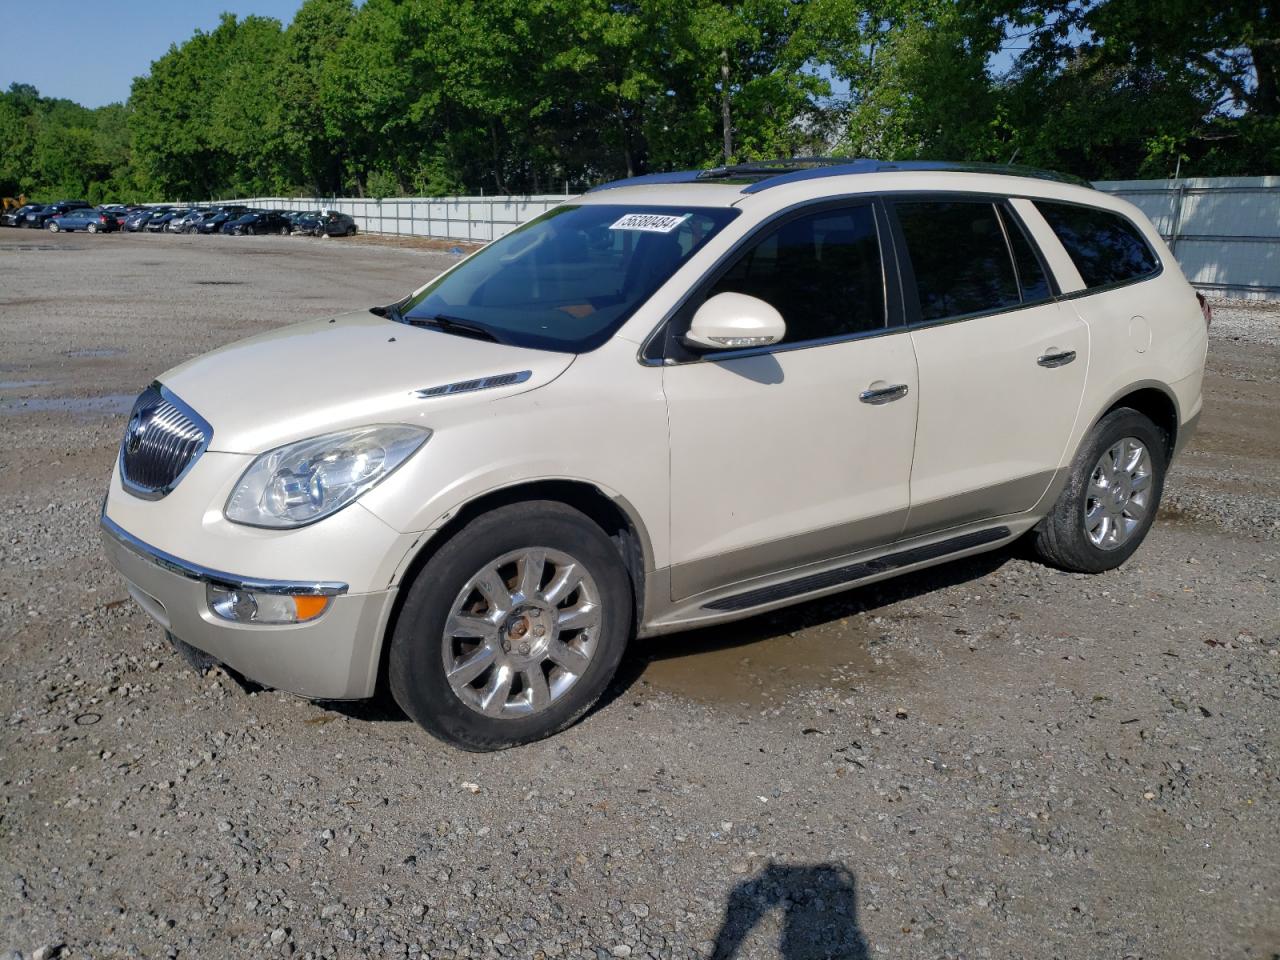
[587,157,1091,194]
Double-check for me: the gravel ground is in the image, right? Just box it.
[0,231,1277,960]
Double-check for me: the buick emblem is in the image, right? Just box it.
[125,412,147,454]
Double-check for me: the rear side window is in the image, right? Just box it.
[706,203,885,344]
[1033,201,1158,288]
[895,200,1020,322]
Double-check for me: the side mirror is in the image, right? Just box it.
[684,292,786,351]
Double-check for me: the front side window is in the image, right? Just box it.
[402,204,739,352]
[896,200,1020,322]
[704,203,885,344]
[1033,201,1158,289]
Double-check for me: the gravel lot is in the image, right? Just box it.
[1,230,1277,960]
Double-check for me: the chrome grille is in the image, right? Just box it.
[119,383,213,500]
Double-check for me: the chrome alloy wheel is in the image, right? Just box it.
[442,548,601,718]
[1084,437,1153,550]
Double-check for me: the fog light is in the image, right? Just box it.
[207,584,331,624]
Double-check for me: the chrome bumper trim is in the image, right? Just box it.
[100,513,349,597]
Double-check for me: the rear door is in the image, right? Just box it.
[891,196,1089,535]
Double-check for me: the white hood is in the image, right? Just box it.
[158,310,573,452]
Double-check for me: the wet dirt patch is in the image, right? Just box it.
[0,393,134,415]
[637,615,892,708]
[0,379,54,390]
[192,280,245,285]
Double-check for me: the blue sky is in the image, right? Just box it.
[3,1,305,107]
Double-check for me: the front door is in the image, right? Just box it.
[661,201,919,600]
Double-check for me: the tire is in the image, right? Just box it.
[389,501,633,751]
[1031,407,1167,573]
[279,225,289,235]
[47,221,59,232]
[87,223,98,234]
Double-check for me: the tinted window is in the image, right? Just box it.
[1001,208,1053,303]
[403,204,739,352]
[1034,201,1158,288]
[897,200,1020,322]
[705,204,885,344]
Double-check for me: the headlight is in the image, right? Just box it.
[224,424,430,528]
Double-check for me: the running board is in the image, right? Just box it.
[702,526,1012,613]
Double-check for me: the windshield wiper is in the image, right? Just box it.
[402,314,502,343]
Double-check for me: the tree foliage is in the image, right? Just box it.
[0,0,1273,202]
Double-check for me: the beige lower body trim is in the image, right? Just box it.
[902,471,1056,539]
[669,508,908,600]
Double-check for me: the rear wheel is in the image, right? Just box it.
[279,225,290,235]
[1031,407,1167,572]
[87,223,98,234]
[389,502,632,751]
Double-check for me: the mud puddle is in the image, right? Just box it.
[0,393,134,415]
[636,614,893,708]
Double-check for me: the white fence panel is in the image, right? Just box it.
[202,180,1278,298]
[1095,176,1280,299]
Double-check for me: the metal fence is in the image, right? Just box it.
[1094,176,1280,300]
[218,176,1279,299]
[219,194,570,244]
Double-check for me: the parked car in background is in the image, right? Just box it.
[25,201,92,228]
[99,160,1208,750]
[48,208,119,233]
[1,203,41,227]
[146,208,191,233]
[171,209,213,234]
[197,207,249,234]
[224,210,292,235]
[124,207,165,232]
[293,210,357,237]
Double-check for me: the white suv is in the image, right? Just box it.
[101,160,1208,750]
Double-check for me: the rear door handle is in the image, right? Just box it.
[1037,349,1077,368]
[859,383,909,405]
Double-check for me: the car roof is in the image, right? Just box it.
[579,158,1106,210]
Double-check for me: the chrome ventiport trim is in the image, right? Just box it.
[413,370,532,399]
[100,513,349,597]
[118,381,213,501]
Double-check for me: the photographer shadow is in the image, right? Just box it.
[710,862,869,960]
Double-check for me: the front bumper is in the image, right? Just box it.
[101,514,395,699]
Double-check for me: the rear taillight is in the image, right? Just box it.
[1196,291,1212,327]
[99,215,107,222]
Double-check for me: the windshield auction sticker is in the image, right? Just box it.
[609,213,691,233]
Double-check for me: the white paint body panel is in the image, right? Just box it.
[100,169,1209,700]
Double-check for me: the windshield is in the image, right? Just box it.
[400,204,739,352]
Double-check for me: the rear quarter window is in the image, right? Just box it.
[1033,201,1159,289]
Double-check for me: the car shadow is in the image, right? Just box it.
[710,862,870,959]
[600,543,1017,712]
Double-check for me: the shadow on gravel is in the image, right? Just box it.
[603,544,1015,711]
[710,862,869,959]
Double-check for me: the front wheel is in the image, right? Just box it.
[46,221,59,232]
[389,502,632,751]
[1031,407,1167,573]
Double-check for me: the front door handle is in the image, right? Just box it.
[859,383,910,405]
[1037,349,1077,368]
